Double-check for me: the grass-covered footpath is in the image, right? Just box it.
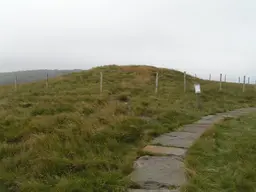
[184,113,256,192]
[0,65,255,192]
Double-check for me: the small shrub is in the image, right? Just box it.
[19,102,33,108]
[82,107,94,115]
[31,108,54,116]
[114,105,128,115]
[117,92,130,102]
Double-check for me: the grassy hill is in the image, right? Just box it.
[0,65,255,192]
[0,69,81,85]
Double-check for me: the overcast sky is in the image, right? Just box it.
[0,0,255,81]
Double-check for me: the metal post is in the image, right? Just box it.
[238,77,240,84]
[224,74,227,82]
[209,74,211,81]
[196,93,200,109]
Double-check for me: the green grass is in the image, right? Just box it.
[0,65,255,192]
[184,113,256,192]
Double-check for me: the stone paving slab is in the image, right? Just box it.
[143,145,186,157]
[128,189,179,192]
[152,132,202,149]
[201,115,215,120]
[228,111,250,116]
[195,118,217,124]
[164,131,201,139]
[151,134,195,149]
[183,123,212,127]
[130,156,185,189]
[180,124,210,134]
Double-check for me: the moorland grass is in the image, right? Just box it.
[0,65,255,192]
[184,113,256,192]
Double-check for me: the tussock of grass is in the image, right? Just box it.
[184,113,256,192]
[0,65,255,191]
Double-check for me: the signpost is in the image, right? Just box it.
[194,84,201,109]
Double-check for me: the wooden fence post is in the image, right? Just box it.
[243,75,246,92]
[100,72,103,94]
[219,73,222,91]
[184,71,186,93]
[155,72,159,94]
[46,73,49,89]
[14,74,17,91]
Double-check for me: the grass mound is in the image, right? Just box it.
[0,65,255,191]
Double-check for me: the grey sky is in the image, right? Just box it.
[0,0,255,81]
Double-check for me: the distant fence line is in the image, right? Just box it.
[12,71,256,94]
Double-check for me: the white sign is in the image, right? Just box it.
[194,84,201,93]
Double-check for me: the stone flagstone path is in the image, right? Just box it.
[129,108,256,192]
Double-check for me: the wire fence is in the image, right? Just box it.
[11,71,256,93]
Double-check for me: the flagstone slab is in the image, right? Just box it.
[201,115,215,120]
[143,145,186,157]
[151,134,196,149]
[180,124,210,134]
[130,156,185,189]
[164,131,201,139]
